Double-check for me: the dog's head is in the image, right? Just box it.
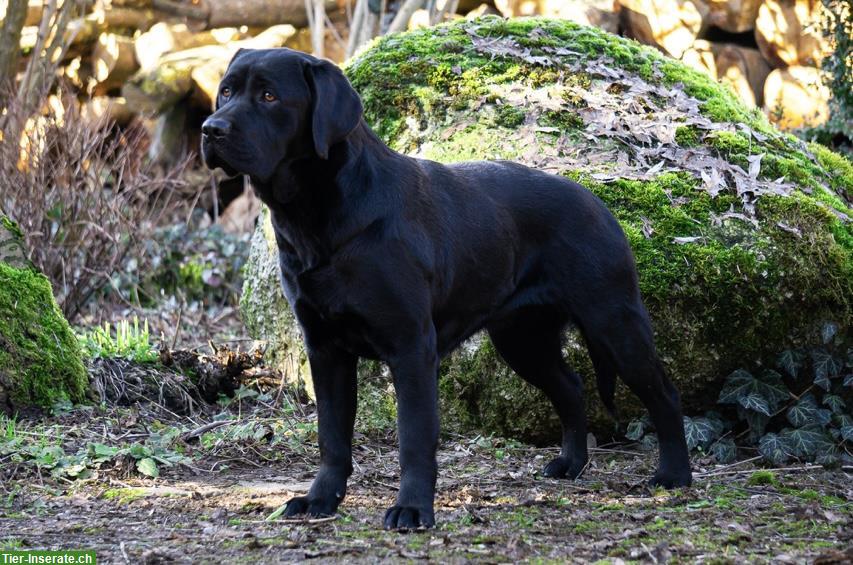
[201,48,363,182]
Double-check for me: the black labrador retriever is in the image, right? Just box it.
[201,48,692,530]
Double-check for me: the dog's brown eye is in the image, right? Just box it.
[220,87,231,98]
[263,91,276,102]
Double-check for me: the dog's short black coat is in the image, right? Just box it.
[202,48,692,530]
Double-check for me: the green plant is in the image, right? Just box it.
[628,322,851,466]
[112,223,251,308]
[627,411,737,463]
[77,317,157,362]
[0,414,189,480]
[818,0,852,146]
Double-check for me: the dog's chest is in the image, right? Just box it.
[279,256,381,356]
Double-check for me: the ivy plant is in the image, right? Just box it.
[628,322,851,466]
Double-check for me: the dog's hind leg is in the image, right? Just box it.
[582,301,692,488]
[488,312,589,479]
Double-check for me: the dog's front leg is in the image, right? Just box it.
[384,333,439,530]
[284,344,358,518]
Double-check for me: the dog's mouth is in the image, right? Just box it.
[201,135,242,177]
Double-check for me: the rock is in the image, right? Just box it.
[0,216,88,414]
[241,17,852,441]
[241,208,311,396]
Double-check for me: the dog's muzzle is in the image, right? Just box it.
[201,117,240,176]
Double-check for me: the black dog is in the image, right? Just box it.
[202,48,692,530]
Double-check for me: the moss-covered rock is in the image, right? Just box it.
[241,207,312,395]
[242,18,852,442]
[0,217,88,414]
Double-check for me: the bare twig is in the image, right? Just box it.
[345,0,369,58]
[693,455,763,478]
[182,420,235,441]
[307,0,326,57]
[1,92,188,320]
[698,464,824,479]
[388,0,425,34]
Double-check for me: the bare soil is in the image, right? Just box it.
[1,393,851,564]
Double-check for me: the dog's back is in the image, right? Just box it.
[411,158,639,330]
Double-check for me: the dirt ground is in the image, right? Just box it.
[1,391,851,565]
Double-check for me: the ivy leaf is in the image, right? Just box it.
[781,425,834,458]
[812,349,843,390]
[683,416,720,450]
[718,369,755,404]
[640,433,658,452]
[815,449,838,466]
[626,419,645,441]
[777,349,804,378]
[739,392,770,416]
[823,394,846,415]
[755,370,790,411]
[710,437,737,463]
[703,411,728,436]
[136,457,159,478]
[719,369,788,415]
[758,433,790,465]
[738,405,770,441]
[787,393,833,427]
[821,322,838,345]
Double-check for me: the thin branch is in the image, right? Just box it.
[388,0,425,34]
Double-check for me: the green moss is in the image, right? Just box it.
[746,470,779,487]
[102,488,147,504]
[539,109,584,131]
[420,122,523,163]
[495,104,526,128]
[707,130,751,157]
[0,217,23,241]
[0,262,88,411]
[811,142,853,194]
[347,16,770,145]
[675,125,700,147]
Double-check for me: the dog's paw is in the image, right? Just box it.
[542,456,586,479]
[383,505,435,531]
[649,468,692,489]
[282,495,338,518]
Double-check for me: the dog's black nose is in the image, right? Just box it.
[202,117,231,139]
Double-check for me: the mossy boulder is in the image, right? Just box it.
[241,207,312,396]
[0,216,88,414]
[241,17,852,442]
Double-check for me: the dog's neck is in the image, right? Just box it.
[252,121,401,273]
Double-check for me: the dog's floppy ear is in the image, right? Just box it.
[304,59,363,159]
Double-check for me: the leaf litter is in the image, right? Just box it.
[419,26,850,223]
